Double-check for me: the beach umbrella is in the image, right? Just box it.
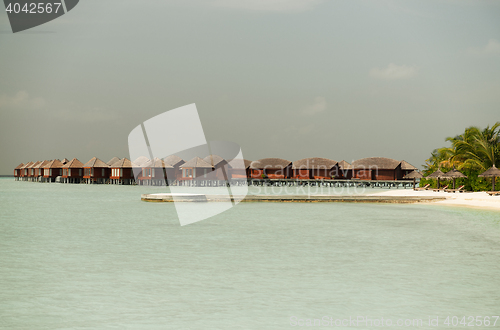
[441,168,467,189]
[404,170,423,189]
[426,169,445,188]
[478,165,500,191]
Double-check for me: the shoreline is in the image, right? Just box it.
[140,190,500,211]
[368,190,500,212]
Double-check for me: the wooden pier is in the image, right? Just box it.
[247,179,415,189]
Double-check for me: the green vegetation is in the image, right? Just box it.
[421,122,500,191]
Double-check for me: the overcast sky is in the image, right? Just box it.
[1,0,499,174]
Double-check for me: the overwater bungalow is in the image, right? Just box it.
[109,158,136,185]
[20,162,33,181]
[137,158,174,186]
[33,160,50,182]
[62,158,84,184]
[42,159,64,182]
[203,155,231,180]
[400,160,418,179]
[351,157,417,180]
[250,158,293,179]
[107,157,120,166]
[163,155,185,181]
[83,157,110,184]
[28,161,42,181]
[228,159,252,179]
[132,156,150,179]
[133,156,150,166]
[292,158,338,180]
[14,163,24,180]
[179,157,214,182]
[337,160,353,179]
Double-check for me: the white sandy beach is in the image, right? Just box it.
[370,189,500,211]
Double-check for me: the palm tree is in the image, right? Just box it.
[448,123,500,171]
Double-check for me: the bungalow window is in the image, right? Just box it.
[151,168,155,177]
[49,169,52,176]
[120,169,123,177]
[91,168,94,177]
[102,168,105,177]
[79,169,82,176]
[204,169,207,178]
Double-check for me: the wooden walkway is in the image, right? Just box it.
[15,177,417,188]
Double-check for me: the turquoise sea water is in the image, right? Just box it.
[1,178,499,329]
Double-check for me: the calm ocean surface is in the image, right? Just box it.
[1,178,499,329]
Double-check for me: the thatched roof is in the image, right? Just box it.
[292,157,337,170]
[142,157,174,168]
[133,156,150,166]
[441,168,467,179]
[404,170,423,179]
[180,157,213,169]
[28,161,41,169]
[337,160,352,170]
[110,158,135,168]
[83,157,109,168]
[20,162,33,169]
[479,165,500,178]
[61,158,70,164]
[203,155,226,167]
[250,158,292,170]
[62,158,84,169]
[400,160,418,171]
[426,169,445,179]
[163,155,184,167]
[107,157,120,166]
[352,157,401,170]
[14,163,24,170]
[33,160,50,169]
[43,159,64,169]
[228,158,252,169]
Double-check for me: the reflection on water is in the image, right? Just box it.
[1,179,499,329]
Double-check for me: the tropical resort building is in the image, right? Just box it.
[292,158,338,180]
[337,160,353,179]
[179,157,214,185]
[83,157,110,184]
[33,160,50,182]
[14,163,24,180]
[250,158,293,179]
[350,157,417,181]
[204,155,231,181]
[109,158,135,185]
[107,157,120,166]
[163,155,185,181]
[42,159,64,182]
[20,162,33,181]
[136,158,173,186]
[27,161,41,181]
[62,158,84,184]
[228,159,252,179]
